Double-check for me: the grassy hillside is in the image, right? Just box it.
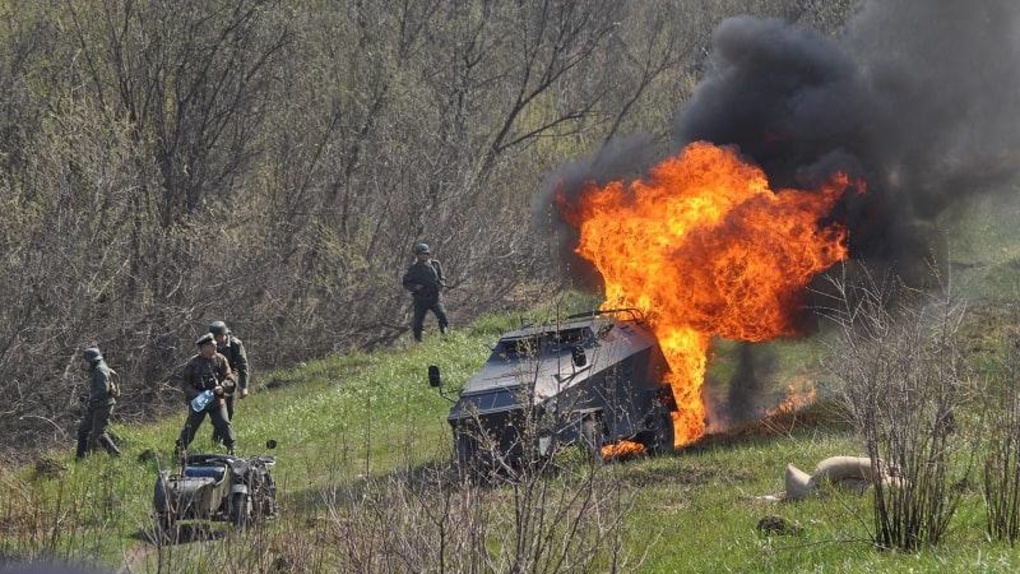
[0,330,1014,572]
[5,191,1020,573]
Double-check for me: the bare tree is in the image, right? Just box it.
[820,264,977,550]
[0,0,864,454]
[981,320,1020,543]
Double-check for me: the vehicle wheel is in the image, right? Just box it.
[455,432,477,467]
[246,474,267,524]
[230,493,251,528]
[155,513,178,544]
[639,402,675,456]
[253,487,277,522]
[262,492,278,520]
[578,417,605,463]
[454,432,490,483]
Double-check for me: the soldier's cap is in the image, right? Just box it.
[208,320,229,336]
[414,242,430,254]
[196,333,216,347]
[82,347,103,362]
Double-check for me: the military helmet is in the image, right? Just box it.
[196,332,216,347]
[82,347,103,363]
[414,242,430,254]
[208,320,229,336]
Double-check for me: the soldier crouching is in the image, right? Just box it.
[175,332,237,456]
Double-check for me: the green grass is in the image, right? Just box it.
[6,195,1020,572]
[4,321,1019,573]
[0,331,492,569]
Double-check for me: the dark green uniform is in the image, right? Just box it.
[75,355,120,459]
[212,335,248,443]
[175,352,236,452]
[402,258,449,341]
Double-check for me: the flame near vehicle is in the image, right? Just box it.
[558,142,856,447]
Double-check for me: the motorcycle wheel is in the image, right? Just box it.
[230,492,251,528]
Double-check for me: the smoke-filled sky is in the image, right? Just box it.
[538,0,1020,284]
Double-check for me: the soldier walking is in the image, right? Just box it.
[402,242,450,342]
[75,347,121,459]
[208,320,249,445]
[174,333,237,456]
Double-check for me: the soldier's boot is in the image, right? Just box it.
[226,444,236,456]
[413,331,423,343]
[99,436,122,457]
[75,435,90,460]
[440,324,449,335]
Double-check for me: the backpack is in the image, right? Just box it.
[108,369,122,398]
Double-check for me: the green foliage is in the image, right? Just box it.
[0,0,726,452]
[466,290,603,337]
[4,304,1020,572]
[5,0,1020,569]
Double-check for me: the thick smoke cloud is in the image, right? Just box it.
[677,16,873,189]
[679,1,1020,276]
[539,0,1020,283]
[723,343,776,427]
[531,134,660,291]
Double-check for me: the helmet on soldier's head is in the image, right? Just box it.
[208,321,229,336]
[414,242,430,255]
[82,347,103,363]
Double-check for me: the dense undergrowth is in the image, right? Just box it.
[4,295,1020,572]
[5,191,1020,572]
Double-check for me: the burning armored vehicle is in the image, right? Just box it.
[153,443,277,540]
[430,309,677,474]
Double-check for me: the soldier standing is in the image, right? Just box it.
[208,320,249,445]
[75,347,121,459]
[402,242,450,342]
[174,333,237,456]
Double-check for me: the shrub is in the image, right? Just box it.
[822,266,977,550]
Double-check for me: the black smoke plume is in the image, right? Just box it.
[723,344,777,428]
[538,0,1020,283]
[531,134,660,291]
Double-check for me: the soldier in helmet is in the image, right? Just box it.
[208,320,249,445]
[75,347,121,459]
[401,242,450,342]
[174,333,237,456]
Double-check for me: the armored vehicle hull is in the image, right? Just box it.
[447,309,677,473]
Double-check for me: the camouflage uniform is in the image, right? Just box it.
[175,349,236,453]
[402,257,449,342]
[212,334,248,443]
[75,349,121,459]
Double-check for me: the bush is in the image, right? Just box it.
[822,265,977,550]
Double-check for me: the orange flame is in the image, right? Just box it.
[560,142,853,447]
[766,382,819,417]
[601,439,646,460]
